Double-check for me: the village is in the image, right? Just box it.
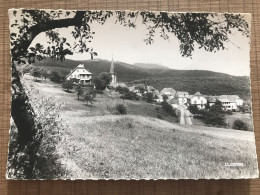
[62,58,251,130]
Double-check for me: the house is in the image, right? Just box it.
[189,92,207,109]
[160,88,176,100]
[66,64,92,84]
[218,98,232,110]
[175,91,189,105]
[217,95,243,110]
[146,85,156,92]
[205,96,217,107]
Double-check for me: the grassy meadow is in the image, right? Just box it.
[21,75,258,179]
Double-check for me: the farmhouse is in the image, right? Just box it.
[205,96,217,107]
[217,95,243,110]
[160,88,176,100]
[189,92,207,109]
[175,91,189,104]
[66,64,92,84]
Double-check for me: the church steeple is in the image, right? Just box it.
[110,56,115,74]
[110,56,117,84]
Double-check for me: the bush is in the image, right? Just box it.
[108,102,128,115]
[232,119,248,131]
[116,86,129,94]
[49,71,65,83]
[120,91,139,100]
[161,101,176,117]
[62,80,73,92]
[226,110,233,115]
[157,114,163,119]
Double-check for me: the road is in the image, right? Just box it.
[178,104,193,125]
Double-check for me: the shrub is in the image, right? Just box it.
[226,110,233,115]
[108,102,128,115]
[116,86,129,94]
[30,67,41,80]
[161,101,176,117]
[120,91,139,100]
[62,80,73,92]
[232,119,248,131]
[114,103,127,115]
[93,77,106,91]
[75,85,84,100]
[157,114,163,119]
[143,92,154,103]
[50,71,64,83]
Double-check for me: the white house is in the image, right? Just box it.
[189,92,207,109]
[160,88,176,100]
[66,64,92,84]
[217,95,243,110]
[175,91,189,104]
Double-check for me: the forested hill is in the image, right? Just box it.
[33,58,251,100]
[131,76,251,100]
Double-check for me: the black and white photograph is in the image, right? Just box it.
[7,9,258,179]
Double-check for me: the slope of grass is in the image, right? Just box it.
[21,75,258,179]
[59,115,258,179]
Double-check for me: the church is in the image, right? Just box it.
[110,57,117,84]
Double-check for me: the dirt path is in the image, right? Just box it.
[178,105,193,125]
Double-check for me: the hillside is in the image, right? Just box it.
[131,76,251,100]
[34,58,251,99]
[133,63,169,69]
[21,75,258,179]
[34,58,149,82]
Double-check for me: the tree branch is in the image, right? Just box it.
[12,11,86,59]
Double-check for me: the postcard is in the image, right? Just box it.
[7,9,258,179]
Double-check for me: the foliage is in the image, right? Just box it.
[93,77,106,91]
[226,110,233,115]
[204,104,226,127]
[41,69,49,81]
[189,104,199,116]
[116,86,139,100]
[161,101,176,117]
[132,76,251,100]
[108,102,128,115]
[143,92,154,103]
[62,80,73,92]
[232,119,249,131]
[99,72,112,86]
[75,84,84,100]
[49,71,65,83]
[116,86,130,94]
[30,67,41,80]
[83,87,96,104]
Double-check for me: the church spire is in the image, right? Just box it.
[110,55,114,74]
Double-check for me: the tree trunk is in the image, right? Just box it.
[11,63,42,178]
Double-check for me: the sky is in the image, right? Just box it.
[31,12,251,76]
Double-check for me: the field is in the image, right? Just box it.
[20,75,258,179]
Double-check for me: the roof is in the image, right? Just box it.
[168,98,178,104]
[205,96,217,102]
[147,85,156,91]
[217,95,241,103]
[132,83,145,88]
[66,64,92,78]
[194,92,202,96]
[160,88,176,95]
[218,98,230,103]
[176,91,189,97]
